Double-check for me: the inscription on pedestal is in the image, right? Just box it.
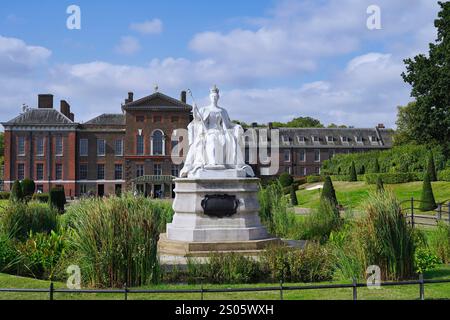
[201,194,240,218]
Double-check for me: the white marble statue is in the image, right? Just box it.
[180,86,255,178]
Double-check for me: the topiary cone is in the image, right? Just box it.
[321,176,338,207]
[420,172,437,211]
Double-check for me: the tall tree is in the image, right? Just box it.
[273,116,324,128]
[401,2,450,153]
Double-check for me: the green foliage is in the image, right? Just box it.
[414,247,440,274]
[290,185,298,206]
[0,192,10,200]
[187,253,262,284]
[16,231,67,280]
[428,223,450,264]
[322,144,446,176]
[262,244,334,283]
[0,233,19,273]
[419,173,437,211]
[258,182,297,238]
[0,202,58,240]
[0,132,3,156]
[427,153,437,182]
[438,169,450,181]
[10,180,23,203]
[32,193,49,203]
[401,2,450,153]
[272,116,324,128]
[365,173,419,184]
[376,176,385,193]
[297,200,341,243]
[65,194,163,288]
[321,176,337,206]
[279,173,294,187]
[373,158,380,173]
[20,179,35,199]
[349,162,357,182]
[49,187,66,212]
[306,175,323,183]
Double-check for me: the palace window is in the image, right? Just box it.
[297,136,306,144]
[154,164,162,176]
[329,149,336,159]
[36,164,44,181]
[55,164,63,181]
[341,136,349,143]
[97,139,106,156]
[55,136,63,156]
[136,115,145,122]
[80,139,88,156]
[36,185,44,193]
[115,139,123,156]
[327,136,334,143]
[136,135,144,155]
[115,164,123,180]
[298,149,306,162]
[136,164,144,178]
[17,163,25,180]
[153,116,162,123]
[283,149,291,162]
[97,164,105,180]
[312,136,320,143]
[355,136,363,143]
[79,164,88,180]
[171,165,180,177]
[152,130,164,156]
[314,149,321,162]
[36,137,44,156]
[18,136,25,156]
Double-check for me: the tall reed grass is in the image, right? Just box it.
[65,194,169,288]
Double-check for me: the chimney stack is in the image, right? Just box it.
[268,122,273,130]
[252,122,258,128]
[377,123,385,129]
[128,92,134,102]
[181,91,187,103]
[69,113,75,122]
[60,100,71,118]
[38,94,53,109]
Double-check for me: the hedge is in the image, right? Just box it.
[307,175,323,183]
[321,144,447,176]
[32,193,50,203]
[438,169,450,182]
[365,173,419,185]
[0,192,10,200]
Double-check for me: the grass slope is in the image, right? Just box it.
[297,181,450,210]
[0,266,449,300]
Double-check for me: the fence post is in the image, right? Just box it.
[279,280,284,301]
[411,197,415,228]
[201,280,204,301]
[419,274,424,301]
[49,282,54,301]
[124,283,128,301]
[437,203,442,221]
[352,278,357,301]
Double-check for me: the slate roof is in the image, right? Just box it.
[2,108,74,126]
[123,92,192,111]
[256,127,393,149]
[84,114,125,126]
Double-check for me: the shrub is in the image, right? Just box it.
[428,223,450,264]
[65,194,163,288]
[10,180,23,202]
[365,173,419,184]
[187,253,262,284]
[414,248,440,274]
[16,231,67,280]
[32,193,49,203]
[373,158,380,173]
[1,202,58,240]
[321,176,337,207]
[419,173,437,211]
[21,179,35,199]
[427,153,437,182]
[0,192,10,200]
[0,233,19,273]
[438,169,450,181]
[306,175,323,183]
[290,185,298,206]
[49,187,66,212]
[376,176,384,193]
[349,162,357,182]
[279,173,294,187]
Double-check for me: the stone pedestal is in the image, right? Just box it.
[158,175,281,257]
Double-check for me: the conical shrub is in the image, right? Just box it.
[427,152,437,182]
[321,176,337,207]
[374,158,380,173]
[420,172,437,211]
[349,161,357,182]
[10,180,23,202]
[290,185,298,206]
[376,176,384,193]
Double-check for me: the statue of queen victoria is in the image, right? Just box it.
[180,86,255,178]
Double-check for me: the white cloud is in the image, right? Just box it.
[114,36,141,55]
[130,19,163,35]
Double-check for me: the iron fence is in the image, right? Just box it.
[401,198,450,227]
[0,275,449,301]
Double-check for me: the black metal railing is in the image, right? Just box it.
[0,275,449,301]
[401,198,450,227]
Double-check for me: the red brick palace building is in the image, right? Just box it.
[1,91,393,198]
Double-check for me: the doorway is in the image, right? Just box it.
[98,184,105,197]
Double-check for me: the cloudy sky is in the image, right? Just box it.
[0,0,442,128]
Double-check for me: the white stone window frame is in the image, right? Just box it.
[115,139,124,156]
[151,129,166,156]
[79,139,88,157]
[97,139,106,157]
[36,137,45,156]
[314,149,321,162]
[355,136,364,144]
[55,136,63,156]
[18,136,26,156]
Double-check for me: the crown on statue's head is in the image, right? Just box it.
[210,85,219,94]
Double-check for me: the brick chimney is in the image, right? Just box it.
[181,91,187,103]
[377,123,385,129]
[60,100,71,118]
[38,94,53,109]
[69,113,75,122]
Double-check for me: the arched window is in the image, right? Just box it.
[151,130,165,156]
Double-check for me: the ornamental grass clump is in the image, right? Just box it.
[66,194,164,288]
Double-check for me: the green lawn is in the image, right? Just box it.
[297,181,450,210]
[0,265,449,300]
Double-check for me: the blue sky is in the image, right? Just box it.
[0,0,443,127]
